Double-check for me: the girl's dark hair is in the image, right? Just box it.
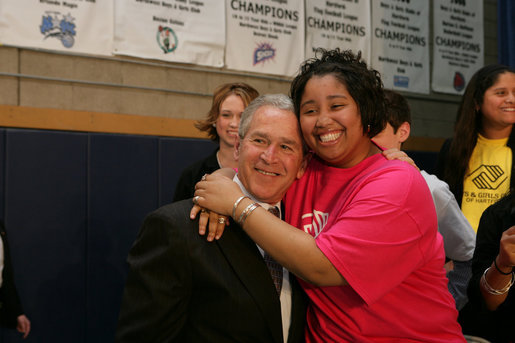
[442,64,515,190]
[195,83,259,141]
[289,48,386,137]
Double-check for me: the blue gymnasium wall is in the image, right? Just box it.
[0,127,437,343]
[0,127,216,343]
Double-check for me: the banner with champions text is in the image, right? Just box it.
[432,0,483,95]
[0,0,113,56]
[113,0,225,67]
[305,0,371,63]
[225,0,305,77]
[371,0,430,94]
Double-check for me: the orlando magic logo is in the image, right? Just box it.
[157,26,178,54]
[40,11,76,48]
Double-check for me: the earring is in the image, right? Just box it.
[367,124,370,132]
[212,123,216,127]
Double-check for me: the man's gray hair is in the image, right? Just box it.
[238,94,294,139]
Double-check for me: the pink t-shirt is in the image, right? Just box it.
[284,154,465,342]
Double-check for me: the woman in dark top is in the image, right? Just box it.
[173,82,259,201]
[458,191,515,342]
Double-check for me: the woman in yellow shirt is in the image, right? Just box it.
[436,64,515,232]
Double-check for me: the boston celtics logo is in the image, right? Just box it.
[157,26,178,54]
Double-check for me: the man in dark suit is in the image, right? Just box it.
[116,94,308,343]
[0,221,31,338]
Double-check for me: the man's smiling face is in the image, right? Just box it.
[236,105,306,204]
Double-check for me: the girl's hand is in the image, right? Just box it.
[194,173,244,215]
[382,148,419,170]
[497,225,515,271]
[189,170,241,241]
[190,204,229,242]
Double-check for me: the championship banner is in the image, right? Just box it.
[432,0,483,94]
[0,0,113,56]
[371,0,430,94]
[225,0,305,77]
[305,0,371,63]
[114,0,225,67]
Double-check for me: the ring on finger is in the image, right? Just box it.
[201,174,207,181]
[200,208,207,213]
[218,217,226,224]
[193,195,200,205]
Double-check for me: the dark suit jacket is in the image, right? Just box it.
[0,221,24,329]
[116,200,307,343]
[173,149,220,202]
[458,194,515,342]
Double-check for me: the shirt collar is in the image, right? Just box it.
[234,174,281,216]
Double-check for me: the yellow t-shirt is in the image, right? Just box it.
[462,134,512,231]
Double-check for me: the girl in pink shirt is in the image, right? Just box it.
[195,49,465,342]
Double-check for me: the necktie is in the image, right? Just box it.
[263,206,283,296]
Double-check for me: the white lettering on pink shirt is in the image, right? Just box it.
[301,210,329,238]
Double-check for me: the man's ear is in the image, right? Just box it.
[397,122,411,144]
[296,154,311,179]
[233,139,241,161]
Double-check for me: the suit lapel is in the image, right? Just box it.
[217,223,283,343]
[288,274,308,343]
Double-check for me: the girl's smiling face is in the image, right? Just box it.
[299,74,373,168]
[480,72,515,134]
[216,94,245,148]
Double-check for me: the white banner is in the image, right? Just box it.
[432,0,483,94]
[0,0,113,56]
[371,0,430,94]
[225,0,305,77]
[305,0,371,63]
[113,0,225,67]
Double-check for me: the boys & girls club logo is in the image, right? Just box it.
[157,26,178,54]
[253,43,275,65]
[40,11,76,48]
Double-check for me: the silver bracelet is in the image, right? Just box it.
[240,203,261,227]
[481,267,515,295]
[232,196,248,219]
[238,202,261,226]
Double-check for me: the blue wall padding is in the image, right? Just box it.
[86,134,159,342]
[498,0,515,68]
[159,137,218,205]
[2,129,88,343]
[0,127,216,343]
[405,150,438,175]
[0,130,4,220]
